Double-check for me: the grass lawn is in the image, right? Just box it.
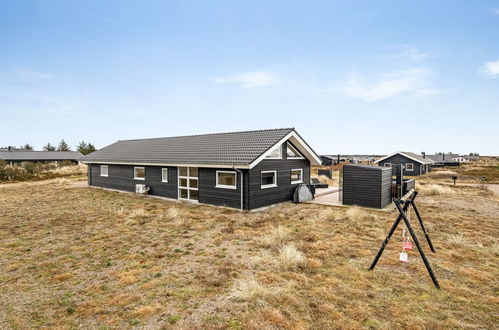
[0,175,498,328]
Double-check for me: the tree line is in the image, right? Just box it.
[11,140,97,155]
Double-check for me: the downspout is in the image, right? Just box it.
[233,166,244,211]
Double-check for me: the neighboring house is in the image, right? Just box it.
[0,150,83,165]
[321,154,376,166]
[374,151,434,176]
[427,153,458,166]
[452,155,480,162]
[81,128,322,211]
[321,155,341,166]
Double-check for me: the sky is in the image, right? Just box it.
[0,0,498,155]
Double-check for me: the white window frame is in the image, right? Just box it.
[290,168,303,184]
[134,167,145,180]
[265,144,282,159]
[161,168,168,182]
[100,165,108,177]
[286,142,304,159]
[178,167,199,202]
[215,170,237,189]
[261,170,278,189]
[384,163,392,167]
[405,163,414,171]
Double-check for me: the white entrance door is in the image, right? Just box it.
[178,167,199,201]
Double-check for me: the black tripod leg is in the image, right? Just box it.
[395,202,440,289]
[411,198,436,253]
[368,199,411,271]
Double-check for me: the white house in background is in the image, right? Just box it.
[452,155,480,163]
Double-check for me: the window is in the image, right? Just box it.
[161,168,168,182]
[134,167,145,180]
[405,163,414,171]
[178,167,198,201]
[265,144,282,159]
[261,170,277,189]
[100,165,108,177]
[384,163,392,167]
[291,169,303,184]
[216,171,237,189]
[286,142,303,159]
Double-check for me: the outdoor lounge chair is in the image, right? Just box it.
[310,177,328,189]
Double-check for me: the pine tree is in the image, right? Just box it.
[43,143,56,151]
[57,139,71,151]
[77,141,88,154]
[21,143,34,150]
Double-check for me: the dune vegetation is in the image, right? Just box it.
[0,170,498,328]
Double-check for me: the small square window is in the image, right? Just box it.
[161,168,168,182]
[291,169,303,184]
[100,165,108,177]
[216,171,237,189]
[405,163,414,171]
[261,170,277,189]
[384,163,392,167]
[134,167,145,180]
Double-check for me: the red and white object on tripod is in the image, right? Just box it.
[400,207,413,262]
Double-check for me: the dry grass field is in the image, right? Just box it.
[1,172,498,328]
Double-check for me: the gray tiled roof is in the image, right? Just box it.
[82,128,296,166]
[426,154,457,162]
[0,151,83,161]
[400,152,435,164]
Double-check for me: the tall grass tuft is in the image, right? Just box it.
[417,183,455,196]
[228,274,271,305]
[165,207,185,224]
[276,244,306,270]
[260,225,289,249]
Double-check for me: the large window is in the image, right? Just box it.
[286,142,303,159]
[261,170,277,189]
[216,171,237,189]
[178,167,198,201]
[100,165,108,177]
[161,168,168,182]
[134,167,145,180]
[291,169,303,184]
[405,163,414,171]
[265,144,282,159]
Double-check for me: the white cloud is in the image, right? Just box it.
[213,71,278,88]
[340,68,442,101]
[384,46,429,61]
[481,60,499,77]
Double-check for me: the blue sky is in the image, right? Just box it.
[1,0,498,155]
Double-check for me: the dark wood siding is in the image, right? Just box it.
[87,140,312,210]
[248,143,310,209]
[377,154,427,176]
[198,168,245,209]
[89,164,178,199]
[343,165,392,208]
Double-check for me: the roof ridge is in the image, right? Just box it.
[118,127,295,142]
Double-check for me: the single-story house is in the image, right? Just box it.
[321,154,376,166]
[0,150,83,165]
[452,155,480,162]
[81,128,322,210]
[426,153,460,167]
[321,155,341,166]
[374,151,434,176]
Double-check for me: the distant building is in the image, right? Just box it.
[0,150,83,166]
[374,151,434,176]
[320,154,376,166]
